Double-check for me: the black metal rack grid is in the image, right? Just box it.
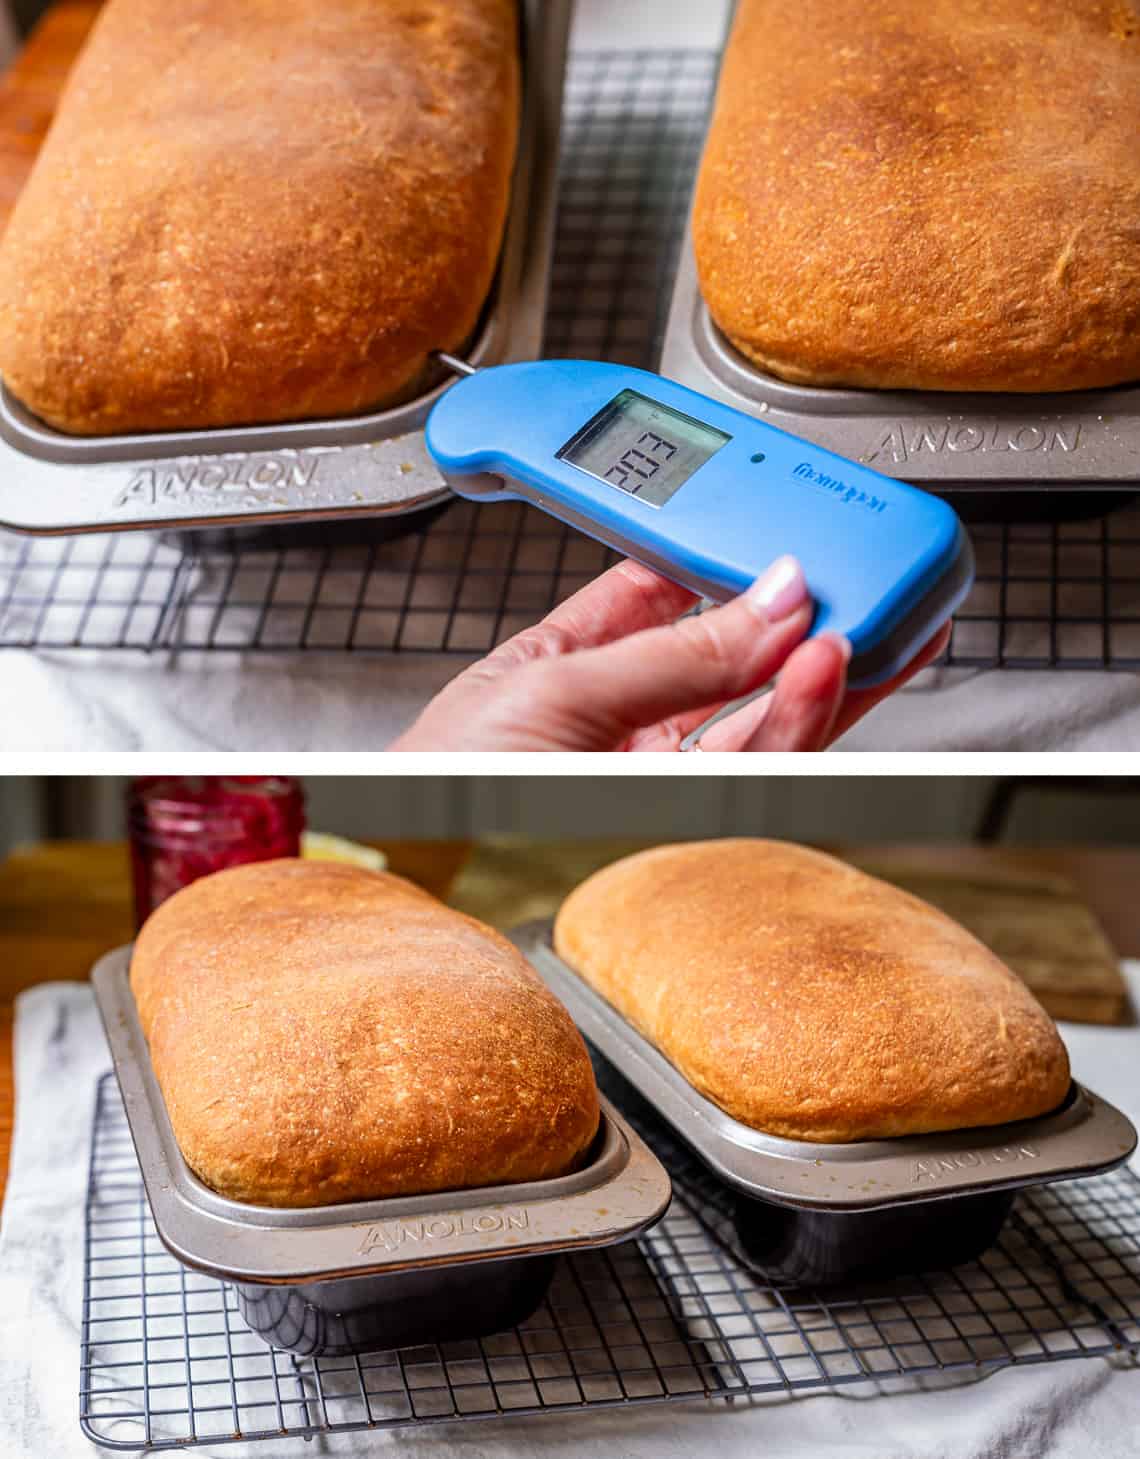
[81,1070,1140,1452]
[4,48,1140,669]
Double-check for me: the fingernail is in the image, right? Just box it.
[745,556,808,620]
[819,631,853,664]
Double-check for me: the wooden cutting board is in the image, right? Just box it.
[837,849,1130,1026]
[0,1,102,229]
[450,837,1133,1025]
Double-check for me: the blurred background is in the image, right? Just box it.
[3,0,36,43]
[1,774,1136,1046]
[1,774,1138,858]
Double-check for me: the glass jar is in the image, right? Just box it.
[126,776,306,926]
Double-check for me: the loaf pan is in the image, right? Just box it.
[0,0,571,539]
[512,920,1138,1287]
[91,946,672,1356]
[658,1,1140,507]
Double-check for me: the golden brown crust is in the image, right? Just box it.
[0,0,519,434]
[131,859,599,1207]
[553,840,1071,1143]
[693,0,1140,392]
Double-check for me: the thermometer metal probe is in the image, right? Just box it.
[426,355,974,688]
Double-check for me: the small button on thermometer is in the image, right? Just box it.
[426,360,973,687]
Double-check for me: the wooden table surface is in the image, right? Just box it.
[0,839,471,1210]
[0,1,101,228]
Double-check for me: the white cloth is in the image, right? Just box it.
[838,666,1140,751]
[2,970,1139,1459]
[0,644,456,752]
[3,651,1140,752]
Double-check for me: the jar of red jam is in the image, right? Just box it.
[127,776,305,926]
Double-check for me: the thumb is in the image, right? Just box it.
[523,556,814,746]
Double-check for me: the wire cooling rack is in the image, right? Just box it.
[4,47,1140,668]
[81,1069,1140,1451]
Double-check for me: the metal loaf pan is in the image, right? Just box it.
[0,0,571,539]
[658,2,1140,508]
[512,921,1138,1288]
[92,947,672,1357]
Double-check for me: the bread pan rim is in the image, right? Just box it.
[659,226,1140,489]
[0,0,563,466]
[514,919,1138,1212]
[692,296,1140,423]
[91,944,673,1285]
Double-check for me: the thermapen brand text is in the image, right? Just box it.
[911,1144,1040,1183]
[356,1209,529,1254]
[793,461,888,515]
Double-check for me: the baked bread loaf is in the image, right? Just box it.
[693,0,1140,392]
[131,859,599,1206]
[553,840,1071,1143]
[0,0,519,434]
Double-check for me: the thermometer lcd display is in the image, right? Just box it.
[556,389,730,507]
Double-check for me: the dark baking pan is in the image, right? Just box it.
[588,1049,1017,1288]
[513,920,1138,1288]
[0,0,571,548]
[91,946,672,1357]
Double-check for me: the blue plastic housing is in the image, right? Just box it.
[427,361,974,686]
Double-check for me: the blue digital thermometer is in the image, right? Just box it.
[426,360,973,687]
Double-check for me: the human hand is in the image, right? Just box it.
[389,556,950,753]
